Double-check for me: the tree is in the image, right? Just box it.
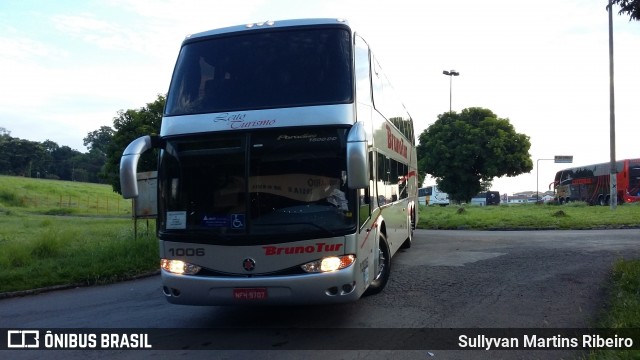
[0,137,46,177]
[49,145,81,181]
[0,132,108,182]
[610,0,640,21]
[84,125,115,182]
[418,107,533,203]
[84,126,114,158]
[104,94,165,193]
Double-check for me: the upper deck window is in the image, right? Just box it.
[165,27,353,116]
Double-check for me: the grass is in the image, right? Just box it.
[0,175,155,294]
[0,214,158,294]
[417,201,640,230]
[603,260,640,329]
[0,175,132,216]
[583,259,640,360]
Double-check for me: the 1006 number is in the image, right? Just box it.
[168,248,205,256]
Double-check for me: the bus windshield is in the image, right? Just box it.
[158,127,357,243]
[165,27,353,116]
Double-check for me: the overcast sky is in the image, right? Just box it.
[1,0,638,195]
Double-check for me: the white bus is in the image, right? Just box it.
[119,18,418,305]
[418,185,449,206]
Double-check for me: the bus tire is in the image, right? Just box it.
[364,233,391,296]
[599,196,607,206]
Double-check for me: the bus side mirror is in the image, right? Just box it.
[346,122,369,189]
[120,135,159,199]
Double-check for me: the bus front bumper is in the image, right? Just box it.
[160,265,362,305]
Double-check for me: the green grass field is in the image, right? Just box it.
[417,201,640,230]
[0,175,156,294]
[0,175,132,216]
[0,175,638,358]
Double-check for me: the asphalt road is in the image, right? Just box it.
[2,229,640,359]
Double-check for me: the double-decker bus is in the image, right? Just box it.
[119,18,419,305]
[553,158,640,205]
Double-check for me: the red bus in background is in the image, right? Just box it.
[554,158,640,205]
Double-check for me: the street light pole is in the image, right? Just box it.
[443,70,459,112]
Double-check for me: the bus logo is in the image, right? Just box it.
[242,258,256,271]
[385,124,408,158]
[7,330,40,348]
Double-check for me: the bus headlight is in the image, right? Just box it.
[301,255,355,273]
[161,259,202,275]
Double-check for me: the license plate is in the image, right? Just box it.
[233,288,267,300]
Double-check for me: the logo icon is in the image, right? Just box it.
[231,214,245,229]
[242,258,256,272]
[7,330,40,348]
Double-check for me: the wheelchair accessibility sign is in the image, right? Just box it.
[230,214,245,229]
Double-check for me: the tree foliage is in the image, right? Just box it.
[610,0,640,21]
[103,94,165,193]
[84,126,114,158]
[417,107,533,203]
[0,134,104,182]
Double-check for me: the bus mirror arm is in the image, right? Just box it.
[120,135,160,199]
[346,122,369,189]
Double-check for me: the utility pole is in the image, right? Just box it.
[608,0,617,210]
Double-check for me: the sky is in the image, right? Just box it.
[1,0,638,195]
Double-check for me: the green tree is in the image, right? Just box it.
[84,125,115,182]
[0,137,46,177]
[104,94,165,193]
[50,145,81,181]
[84,126,114,158]
[418,107,533,203]
[610,0,640,21]
[0,132,105,183]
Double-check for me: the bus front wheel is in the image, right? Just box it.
[364,234,390,296]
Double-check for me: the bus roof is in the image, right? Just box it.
[184,18,351,41]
